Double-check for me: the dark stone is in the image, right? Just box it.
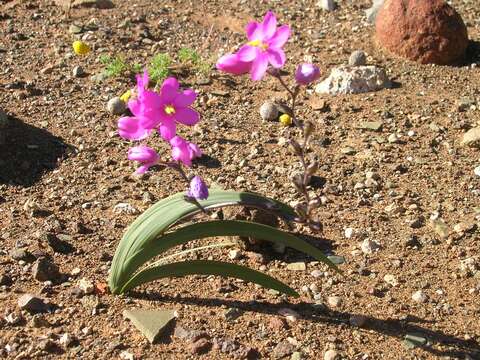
[18,294,48,314]
[273,340,295,359]
[9,248,35,262]
[32,258,60,282]
[42,233,74,254]
[190,338,211,355]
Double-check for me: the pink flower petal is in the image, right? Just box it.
[261,11,277,40]
[128,145,159,163]
[173,89,197,108]
[161,77,180,103]
[138,112,161,129]
[267,48,286,68]
[174,107,200,126]
[135,164,152,174]
[118,117,150,141]
[172,145,192,167]
[158,118,176,141]
[237,45,259,62]
[245,21,261,41]
[267,25,290,48]
[188,142,202,158]
[250,53,269,81]
[216,54,252,75]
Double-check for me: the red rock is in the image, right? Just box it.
[375,0,468,65]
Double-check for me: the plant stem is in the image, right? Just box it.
[270,72,314,219]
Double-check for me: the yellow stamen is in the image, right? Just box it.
[165,105,175,115]
[247,39,268,51]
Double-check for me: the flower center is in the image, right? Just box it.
[165,105,176,115]
[247,39,268,51]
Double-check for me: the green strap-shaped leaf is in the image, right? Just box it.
[109,190,296,290]
[119,260,299,297]
[109,220,338,294]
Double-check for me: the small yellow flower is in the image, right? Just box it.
[279,114,292,126]
[72,40,91,55]
[120,89,132,103]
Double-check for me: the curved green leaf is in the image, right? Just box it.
[109,190,296,291]
[109,220,338,294]
[119,260,299,297]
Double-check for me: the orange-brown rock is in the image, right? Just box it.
[375,0,468,65]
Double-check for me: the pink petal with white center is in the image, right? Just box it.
[261,11,277,40]
[267,25,290,48]
[237,45,259,62]
[174,107,200,126]
[173,89,197,107]
[267,48,286,68]
[250,53,269,81]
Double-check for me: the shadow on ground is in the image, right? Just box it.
[130,292,480,359]
[462,40,480,66]
[0,113,72,186]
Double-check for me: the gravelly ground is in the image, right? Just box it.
[0,0,479,359]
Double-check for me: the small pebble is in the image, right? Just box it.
[259,101,278,121]
[327,296,343,308]
[72,66,84,77]
[319,0,336,12]
[324,349,339,360]
[349,50,367,66]
[412,290,428,303]
[107,97,126,115]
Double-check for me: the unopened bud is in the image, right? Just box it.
[306,161,318,176]
[289,139,302,156]
[304,121,314,139]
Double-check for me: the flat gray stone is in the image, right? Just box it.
[123,309,176,343]
[359,121,383,131]
[286,262,306,271]
[462,127,480,147]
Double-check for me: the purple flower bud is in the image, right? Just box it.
[187,176,209,200]
[295,63,321,86]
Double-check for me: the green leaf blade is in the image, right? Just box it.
[109,219,338,294]
[109,190,296,292]
[119,260,299,297]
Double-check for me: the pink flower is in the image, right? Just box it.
[217,11,290,81]
[216,53,252,75]
[187,176,209,200]
[157,77,199,141]
[118,72,201,143]
[170,136,202,167]
[127,145,159,174]
[295,63,321,85]
[127,71,163,129]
